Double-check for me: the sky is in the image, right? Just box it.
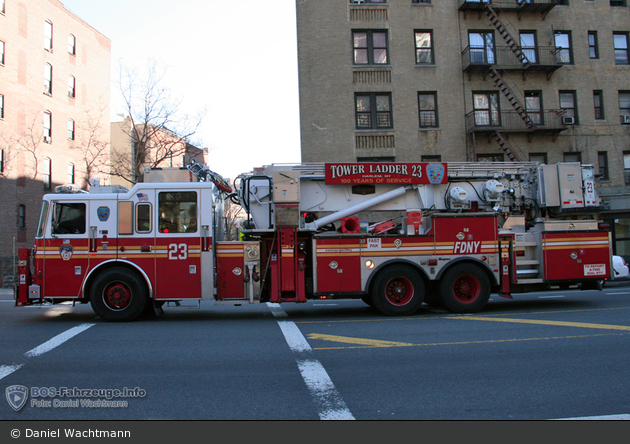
[60,0,302,181]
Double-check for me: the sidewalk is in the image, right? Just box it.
[0,288,15,300]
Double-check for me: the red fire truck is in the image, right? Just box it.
[15,161,613,321]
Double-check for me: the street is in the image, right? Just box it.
[1,284,629,421]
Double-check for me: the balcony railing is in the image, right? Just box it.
[459,0,559,15]
[462,45,563,75]
[466,110,568,134]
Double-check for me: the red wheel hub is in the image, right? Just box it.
[103,282,132,310]
[452,274,480,303]
[384,277,413,306]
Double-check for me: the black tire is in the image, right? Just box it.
[90,268,148,322]
[439,263,490,314]
[361,293,375,308]
[371,265,425,316]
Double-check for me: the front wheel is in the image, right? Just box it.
[439,263,490,314]
[90,268,148,322]
[371,265,425,316]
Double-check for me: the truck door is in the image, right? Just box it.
[42,200,90,298]
[200,187,214,299]
[154,190,202,300]
[117,190,155,289]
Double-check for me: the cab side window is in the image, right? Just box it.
[136,203,152,233]
[158,192,197,233]
[52,203,86,235]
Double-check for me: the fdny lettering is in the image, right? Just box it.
[453,241,481,254]
[329,163,409,179]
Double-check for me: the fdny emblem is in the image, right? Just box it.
[97,206,110,222]
[426,163,446,184]
[5,385,28,411]
[60,245,74,261]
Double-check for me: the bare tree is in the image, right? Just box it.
[69,103,110,187]
[224,198,245,241]
[111,59,207,184]
[7,113,44,181]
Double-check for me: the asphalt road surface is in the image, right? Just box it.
[1,283,629,421]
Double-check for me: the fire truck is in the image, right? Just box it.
[15,161,613,321]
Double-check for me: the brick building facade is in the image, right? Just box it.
[296,0,630,260]
[0,0,111,286]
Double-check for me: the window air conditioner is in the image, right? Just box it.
[621,115,630,124]
[562,116,575,125]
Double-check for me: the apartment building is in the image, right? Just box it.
[110,116,208,189]
[0,0,111,286]
[296,0,630,258]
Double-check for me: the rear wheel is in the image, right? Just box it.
[439,263,490,314]
[90,268,148,322]
[371,265,424,316]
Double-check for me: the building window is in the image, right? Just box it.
[593,91,604,120]
[598,151,609,181]
[588,31,599,59]
[355,93,393,130]
[44,63,53,95]
[43,157,52,190]
[421,155,441,162]
[564,152,582,163]
[67,163,75,184]
[418,92,438,128]
[559,91,578,124]
[44,20,53,51]
[68,76,75,98]
[473,92,500,126]
[520,32,537,64]
[19,205,26,229]
[415,31,434,65]
[0,40,5,65]
[67,119,75,140]
[350,0,387,3]
[613,32,629,65]
[0,94,4,119]
[478,153,504,162]
[469,31,495,64]
[624,151,630,185]
[43,111,52,141]
[0,149,4,174]
[68,34,76,55]
[529,153,547,164]
[1,0,5,14]
[412,0,431,3]
[620,91,630,123]
[610,0,626,6]
[554,31,572,64]
[353,30,389,65]
[525,91,543,125]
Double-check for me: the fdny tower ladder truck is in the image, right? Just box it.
[15,161,613,321]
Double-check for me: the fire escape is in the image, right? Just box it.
[460,0,567,161]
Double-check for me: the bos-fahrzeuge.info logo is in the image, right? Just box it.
[5,386,146,411]
[6,385,28,411]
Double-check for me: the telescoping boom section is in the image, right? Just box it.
[16,161,613,321]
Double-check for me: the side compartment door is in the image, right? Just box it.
[42,201,90,298]
[314,237,362,294]
[154,190,202,300]
[116,190,156,291]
